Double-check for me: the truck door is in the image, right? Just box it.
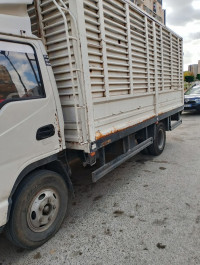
[0,40,62,213]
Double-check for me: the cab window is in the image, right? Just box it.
[0,41,44,106]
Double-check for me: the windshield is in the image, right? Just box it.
[185,86,200,95]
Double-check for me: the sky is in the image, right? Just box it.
[163,0,200,71]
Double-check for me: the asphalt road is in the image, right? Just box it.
[0,112,200,265]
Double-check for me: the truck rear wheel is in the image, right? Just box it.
[6,170,68,249]
[148,122,166,156]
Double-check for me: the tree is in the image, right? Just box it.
[184,71,193,78]
[185,75,194,83]
[196,74,200,80]
[184,71,194,83]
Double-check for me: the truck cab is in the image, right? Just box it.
[0,1,71,249]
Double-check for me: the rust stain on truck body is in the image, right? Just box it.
[95,115,156,141]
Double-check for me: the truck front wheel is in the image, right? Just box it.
[148,122,166,156]
[6,170,68,249]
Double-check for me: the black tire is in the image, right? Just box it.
[6,170,68,249]
[148,122,166,156]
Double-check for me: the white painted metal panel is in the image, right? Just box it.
[28,0,183,152]
[0,0,32,36]
[0,0,32,4]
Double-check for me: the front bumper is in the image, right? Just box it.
[184,102,200,111]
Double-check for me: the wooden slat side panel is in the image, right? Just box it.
[28,0,183,149]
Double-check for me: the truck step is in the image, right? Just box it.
[92,137,153,182]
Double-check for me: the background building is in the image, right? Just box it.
[131,0,166,24]
[188,61,200,77]
[188,64,198,77]
[0,65,17,99]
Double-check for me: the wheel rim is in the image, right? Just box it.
[27,189,60,233]
[157,128,165,150]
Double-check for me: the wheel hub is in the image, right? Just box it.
[43,204,51,215]
[27,189,59,232]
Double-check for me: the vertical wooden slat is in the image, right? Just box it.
[145,17,150,93]
[160,26,164,91]
[126,2,134,94]
[153,21,159,116]
[170,32,173,89]
[98,0,110,98]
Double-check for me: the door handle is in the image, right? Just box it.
[36,124,55,140]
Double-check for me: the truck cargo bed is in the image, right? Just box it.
[28,0,183,153]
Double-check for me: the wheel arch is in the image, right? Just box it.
[7,152,73,224]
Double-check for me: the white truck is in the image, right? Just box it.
[0,0,183,249]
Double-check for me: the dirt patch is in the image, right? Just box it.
[104,228,112,236]
[156,243,166,249]
[113,210,124,217]
[34,252,41,259]
[136,159,147,164]
[185,203,190,208]
[93,195,103,201]
[135,203,142,211]
[73,251,83,257]
[143,170,152,173]
[159,167,166,170]
[153,217,168,226]
[151,160,170,164]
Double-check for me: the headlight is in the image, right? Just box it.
[195,99,200,103]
